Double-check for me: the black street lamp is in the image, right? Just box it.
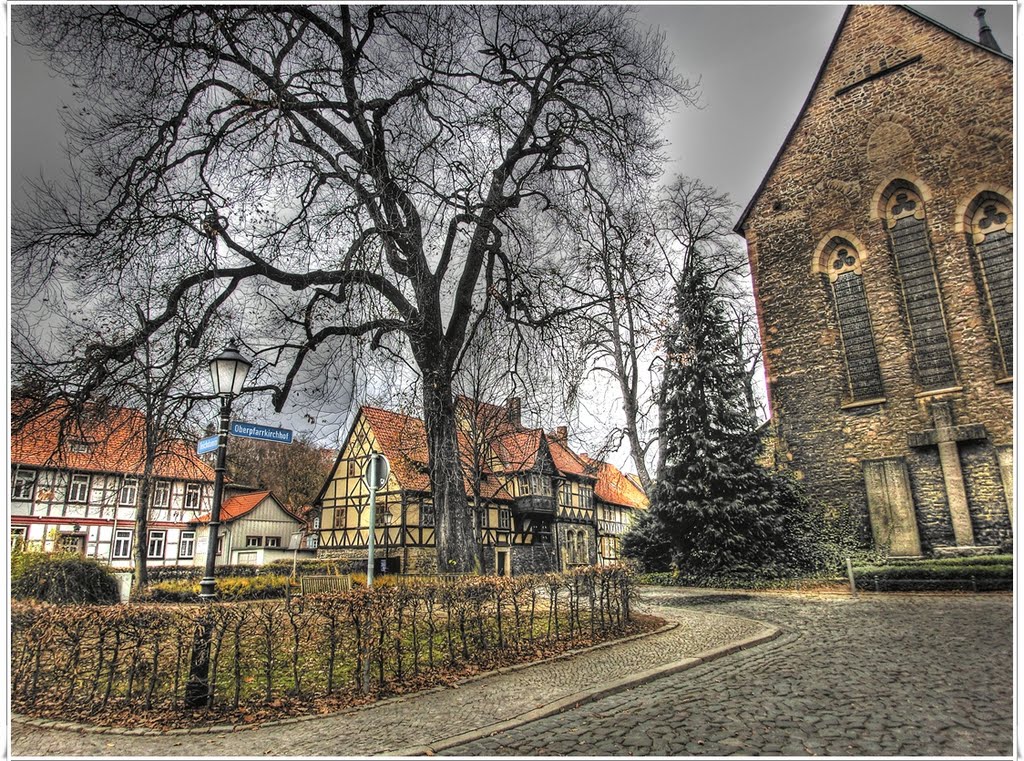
[199,342,251,599]
[186,341,250,708]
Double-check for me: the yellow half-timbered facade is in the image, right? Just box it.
[315,398,647,575]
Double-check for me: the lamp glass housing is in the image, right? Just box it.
[209,343,252,397]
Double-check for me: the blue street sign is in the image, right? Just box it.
[229,421,294,444]
[196,434,219,455]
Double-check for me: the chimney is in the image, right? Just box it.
[506,397,521,428]
[552,426,568,444]
[974,7,1002,53]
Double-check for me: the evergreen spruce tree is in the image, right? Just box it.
[625,261,817,580]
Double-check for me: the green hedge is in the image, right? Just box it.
[12,554,120,605]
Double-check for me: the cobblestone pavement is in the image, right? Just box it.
[10,596,769,757]
[442,589,1014,757]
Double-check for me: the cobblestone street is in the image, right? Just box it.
[443,590,1013,757]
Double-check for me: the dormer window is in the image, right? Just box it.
[69,439,91,454]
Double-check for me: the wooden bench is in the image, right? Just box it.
[299,574,352,595]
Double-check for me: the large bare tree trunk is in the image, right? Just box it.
[421,368,479,573]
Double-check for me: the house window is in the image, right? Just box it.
[119,478,139,506]
[498,509,511,530]
[532,517,552,544]
[883,184,956,389]
[530,474,551,496]
[420,500,435,527]
[184,483,201,509]
[246,535,264,547]
[582,488,593,510]
[821,237,885,402]
[12,469,36,501]
[216,535,224,556]
[69,439,91,454]
[178,531,196,559]
[152,481,170,507]
[11,527,27,552]
[560,482,573,507]
[519,476,531,496]
[264,536,281,548]
[113,529,133,559]
[147,530,166,559]
[68,474,90,503]
[968,194,1013,377]
[59,533,85,555]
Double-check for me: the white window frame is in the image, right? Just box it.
[498,509,511,530]
[69,439,91,454]
[152,480,171,508]
[68,473,90,503]
[12,468,36,501]
[520,476,531,495]
[11,526,27,551]
[113,529,133,559]
[119,477,139,506]
[178,530,196,559]
[246,535,263,547]
[264,536,281,548]
[147,530,166,559]
[184,483,201,509]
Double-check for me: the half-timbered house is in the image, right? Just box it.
[10,402,215,567]
[314,398,647,575]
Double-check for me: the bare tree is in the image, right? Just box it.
[561,184,669,493]
[14,6,684,571]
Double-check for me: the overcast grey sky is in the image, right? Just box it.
[10,4,1014,220]
[6,3,1015,456]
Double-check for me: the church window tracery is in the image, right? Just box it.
[820,237,884,403]
[881,183,957,390]
[967,193,1013,377]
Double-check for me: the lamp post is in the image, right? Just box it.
[185,341,250,708]
[199,342,251,599]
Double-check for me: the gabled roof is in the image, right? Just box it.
[549,440,592,479]
[579,454,648,510]
[196,489,303,524]
[734,4,1011,235]
[354,406,514,501]
[335,401,647,509]
[493,429,543,472]
[11,401,215,482]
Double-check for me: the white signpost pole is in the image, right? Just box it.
[365,454,379,589]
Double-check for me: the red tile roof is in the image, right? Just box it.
[11,402,215,482]
[354,402,647,509]
[196,489,290,523]
[579,454,649,510]
[358,407,513,501]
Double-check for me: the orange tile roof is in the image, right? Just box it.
[11,402,215,482]
[493,429,542,471]
[579,454,649,510]
[549,440,591,478]
[358,407,514,502]
[196,489,282,523]
[354,402,647,510]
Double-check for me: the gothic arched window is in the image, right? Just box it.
[821,237,885,402]
[968,194,1013,377]
[882,184,957,389]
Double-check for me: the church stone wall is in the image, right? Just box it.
[743,5,1012,554]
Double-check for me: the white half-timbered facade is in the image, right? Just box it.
[10,403,215,567]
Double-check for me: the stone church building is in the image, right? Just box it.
[736,6,1012,556]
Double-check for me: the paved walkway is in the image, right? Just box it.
[445,588,1014,757]
[10,593,773,757]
